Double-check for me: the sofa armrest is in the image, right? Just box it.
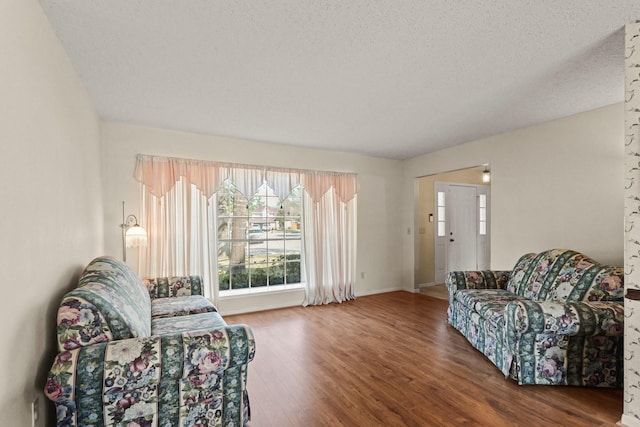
[45,324,255,425]
[506,300,624,337]
[445,270,511,294]
[143,275,205,299]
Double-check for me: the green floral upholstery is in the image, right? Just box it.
[46,327,255,426]
[57,256,152,351]
[144,275,218,318]
[151,295,218,319]
[447,249,624,387]
[144,275,206,299]
[46,256,255,426]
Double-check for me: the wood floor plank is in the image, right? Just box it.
[226,291,622,426]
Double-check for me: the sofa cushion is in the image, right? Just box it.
[505,252,537,294]
[503,249,622,303]
[455,289,527,328]
[57,256,152,350]
[455,288,525,310]
[508,250,568,300]
[152,311,228,335]
[151,295,217,319]
[144,276,206,299]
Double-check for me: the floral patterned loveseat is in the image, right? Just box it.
[45,256,255,426]
[446,249,624,387]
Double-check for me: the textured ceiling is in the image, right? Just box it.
[39,1,640,160]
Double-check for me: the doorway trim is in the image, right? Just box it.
[433,181,490,284]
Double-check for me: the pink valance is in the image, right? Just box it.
[134,154,357,202]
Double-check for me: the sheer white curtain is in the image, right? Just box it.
[134,154,357,307]
[302,189,357,305]
[138,178,218,303]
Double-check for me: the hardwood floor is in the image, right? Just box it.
[226,291,623,427]
[419,284,448,300]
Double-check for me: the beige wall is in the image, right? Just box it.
[403,103,625,289]
[416,167,486,285]
[0,1,103,425]
[100,122,405,314]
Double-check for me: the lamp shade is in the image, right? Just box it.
[482,169,491,183]
[125,225,147,247]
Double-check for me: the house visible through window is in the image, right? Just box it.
[216,180,302,294]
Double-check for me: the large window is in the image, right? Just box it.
[217,180,302,293]
[135,154,357,304]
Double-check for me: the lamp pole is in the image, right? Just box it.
[121,201,127,262]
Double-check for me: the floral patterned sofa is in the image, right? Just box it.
[45,256,255,426]
[446,249,624,387]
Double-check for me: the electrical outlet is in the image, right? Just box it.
[31,397,39,427]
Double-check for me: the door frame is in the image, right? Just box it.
[433,181,490,283]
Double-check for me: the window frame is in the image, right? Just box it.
[216,181,304,296]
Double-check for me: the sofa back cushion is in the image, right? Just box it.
[505,249,623,302]
[144,276,205,299]
[57,256,151,351]
[505,252,538,295]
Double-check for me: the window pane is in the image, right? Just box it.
[266,245,284,263]
[437,222,446,237]
[217,192,234,216]
[268,256,285,285]
[265,199,278,218]
[231,194,249,224]
[438,206,445,219]
[285,217,302,233]
[247,227,266,244]
[284,240,301,256]
[229,217,248,241]
[479,222,487,235]
[250,264,268,287]
[217,218,231,240]
[437,191,445,206]
[217,242,230,265]
[228,240,248,278]
[286,261,301,284]
[285,199,301,217]
[479,209,486,221]
[218,265,230,291]
[230,265,249,290]
[267,219,284,238]
[249,243,267,264]
[479,194,486,208]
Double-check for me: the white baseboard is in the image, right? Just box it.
[355,286,406,297]
[220,285,411,315]
[620,414,640,427]
[219,299,302,316]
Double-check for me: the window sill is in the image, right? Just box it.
[219,283,305,299]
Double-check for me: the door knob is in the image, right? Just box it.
[450,238,455,242]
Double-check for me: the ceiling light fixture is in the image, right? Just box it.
[482,167,491,183]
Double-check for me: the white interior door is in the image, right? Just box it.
[434,182,490,283]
